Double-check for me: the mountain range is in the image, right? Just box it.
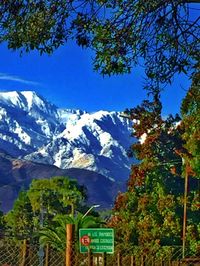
[0,91,135,211]
[0,150,126,212]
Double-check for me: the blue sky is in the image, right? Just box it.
[0,41,190,116]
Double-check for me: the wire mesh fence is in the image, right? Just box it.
[0,238,65,266]
[0,237,199,266]
[0,238,20,266]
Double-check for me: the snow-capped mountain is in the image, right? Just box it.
[0,91,61,156]
[0,91,135,181]
[25,110,133,181]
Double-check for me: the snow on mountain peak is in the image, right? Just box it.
[25,109,135,181]
[0,90,135,181]
[0,91,62,154]
[20,91,46,110]
[0,91,38,112]
[0,91,27,109]
[0,90,58,115]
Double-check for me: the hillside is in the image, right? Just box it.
[0,150,125,212]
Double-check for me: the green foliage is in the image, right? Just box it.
[5,191,35,240]
[179,72,200,254]
[0,1,199,90]
[181,71,200,177]
[27,176,86,216]
[4,176,87,241]
[39,212,102,251]
[109,92,200,255]
[0,204,5,233]
[39,215,67,252]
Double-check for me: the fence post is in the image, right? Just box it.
[168,256,172,266]
[96,254,100,266]
[151,256,155,266]
[141,255,145,266]
[131,255,135,266]
[117,252,122,266]
[88,248,93,266]
[20,239,28,266]
[66,224,74,266]
[102,253,107,266]
[45,244,49,266]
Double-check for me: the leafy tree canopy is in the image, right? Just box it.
[5,191,34,239]
[109,93,200,255]
[181,71,200,176]
[0,0,199,90]
[27,176,87,216]
[4,176,87,241]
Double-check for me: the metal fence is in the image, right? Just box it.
[0,239,65,266]
[0,238,199,266]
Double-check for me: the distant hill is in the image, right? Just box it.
[0,151,126,212]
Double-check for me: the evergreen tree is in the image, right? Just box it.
[5,191,34,240]
[4,176,87,242]
[27,176,86,218]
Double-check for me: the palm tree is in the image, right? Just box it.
[39,212,103,251]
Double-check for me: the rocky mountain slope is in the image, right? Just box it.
[0,91,60,156]
[0,150,125,212]
[0,91,135,181]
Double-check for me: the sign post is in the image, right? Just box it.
[79,228,114,254]
[66,224,74,266]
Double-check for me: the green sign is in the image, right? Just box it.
[79,228,114,254]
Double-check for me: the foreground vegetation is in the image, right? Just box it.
[0,0,199,256]
[108,73,200,255]
[0,176,102,249]
[0,74,199,256]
